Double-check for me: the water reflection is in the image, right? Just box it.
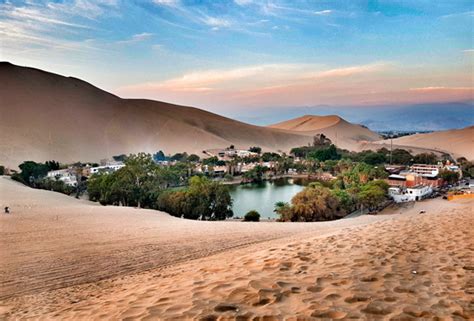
[228,177,315,219]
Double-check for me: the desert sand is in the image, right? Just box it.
[0,62,315,168]
[389,126,474,161]
[1,176,473,320]
[268,115,382,151]
[2,62,472,168]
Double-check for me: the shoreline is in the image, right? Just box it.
[221,173,323,186]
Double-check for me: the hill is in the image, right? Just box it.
[268,115,382,151]
[0,62,316,168]
[390,126,474,161]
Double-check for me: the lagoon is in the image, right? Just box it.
[228,177,314,219]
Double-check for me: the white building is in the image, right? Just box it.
[47,169,78,187]
[89,163,125,175]
[216,149,258,159]
[389,185,433,203]
[410,164,441,178]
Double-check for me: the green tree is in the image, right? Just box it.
[244,210,260,222]
[439,169,460,185]
[274,201,291,221]
[391,149,413,165]
[249,146,262,154]
[187,154,200,162]
[331,189,355,214]
[156,176,233,221]
[289,185,343,221]
[170,152,188,162]
[357,183,387,211]
[153,150,167,162]
[413,153,438,164]
[308,144,341,162]
[112,154,127,162]
[15,161,49,186]
[243,165,266,183]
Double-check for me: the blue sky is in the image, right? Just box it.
[1,0,472,114]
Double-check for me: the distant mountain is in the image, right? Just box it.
[233,103,474,131]
[358,103,474,131]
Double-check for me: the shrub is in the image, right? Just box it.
[244,210,260,222]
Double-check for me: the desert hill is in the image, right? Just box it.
[390,126,474,161]
[268,115,382,151]
[0,62,318,168]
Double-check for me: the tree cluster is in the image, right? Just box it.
[274,160,390,222]
[11,160,76,195]
[87,153,188,208]
[157,176,233,220]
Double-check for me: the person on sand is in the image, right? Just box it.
[4,206,10,214]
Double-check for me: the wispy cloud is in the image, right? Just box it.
[153,0,180,7]
[203,17,231,28]
[440,10,474,19]
[409,86,473,92]
[234,0,253,6]
[47,0,119,20]
[117,62,393,106]
[116,32,153,44]
[2,5,89,29]
[314,10,333,16]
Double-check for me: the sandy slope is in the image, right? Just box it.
[268,115,382,151]
[0,176,388,300]
[389,126,474,160]
[0,62,314,168]
[1,177,473,320]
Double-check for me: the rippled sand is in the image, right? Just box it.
[1,176,473,320]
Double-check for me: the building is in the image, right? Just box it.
[410,164,441,178]
[89,163,125,175]
[389,185,433,203]
[387,172,443,188]
[206,148,258,160]
[47,169,78,187]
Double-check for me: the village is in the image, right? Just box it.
[34,143,472,206]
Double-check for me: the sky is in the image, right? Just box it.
[1,0,473,116]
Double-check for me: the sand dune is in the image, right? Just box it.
[0,62,315,168]
[1,176,472,319]
[0,176,388,301]
[268,115,382,151]
[390,126,474,160]
[1,62,471,167]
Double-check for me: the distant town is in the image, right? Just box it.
[2,133,472,222]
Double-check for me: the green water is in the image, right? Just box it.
[228,177,314,219]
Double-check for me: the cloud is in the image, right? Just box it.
[0,1,114,58]
[47,0,119,20]
[234,0,253,5]
[440,11,474,19]
[116,62,392,105]
[115,60,473,108]
[3,5,89,29]
[153,0,180,7]
[203,17,231,28]
[314,10,332,16]
[116,32,153,44]
[409,86,472,93]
